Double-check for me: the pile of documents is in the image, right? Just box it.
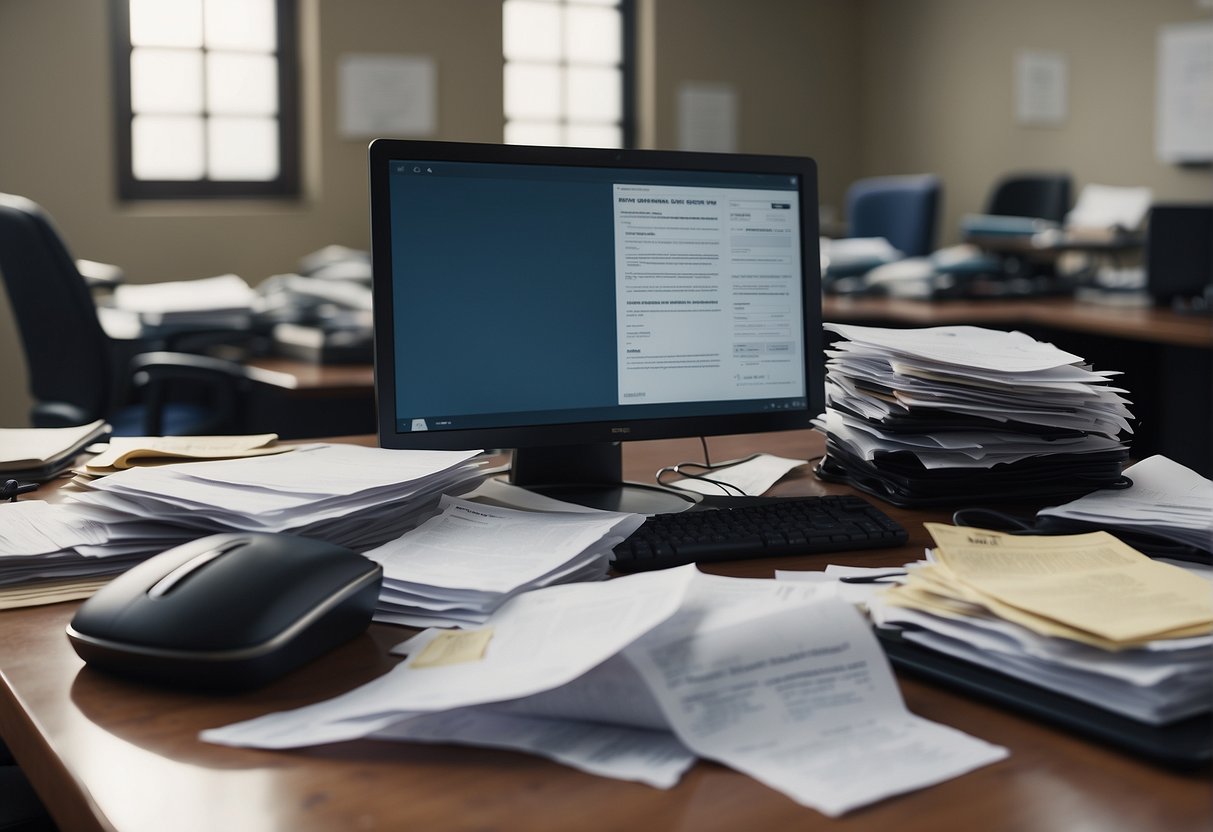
[203,566,1008,817]
[815,323,1133,505]
[0,445,490,608]
[103,273,256,336]
[366,494,645,628]
[1037,455,1213,563]
[0,420,109,481]
[870,524,1213,725]
[68,443,489,551]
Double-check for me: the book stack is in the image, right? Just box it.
[814,323,1133,506]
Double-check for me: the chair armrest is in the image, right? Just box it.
[75,259,125,288]
[30,401,96,429]
[129,350,258,435]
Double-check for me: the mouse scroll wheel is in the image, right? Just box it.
[147,540,245,599]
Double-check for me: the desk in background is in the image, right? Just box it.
[236,297,1212,460]
[240,356,375,439]
[822,296,1213,476]
[0,431,1208,832]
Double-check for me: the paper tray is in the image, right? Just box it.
[876,627,1212,769]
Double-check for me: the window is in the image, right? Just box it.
[503,0,634,149]
[110,0,299,199]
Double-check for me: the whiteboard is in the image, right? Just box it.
[1156,22,1213,164]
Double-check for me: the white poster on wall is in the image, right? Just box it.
[1156,22,1213,164]
[677,83,737,153]
[1015,49,1068,126]
[339,54,437,139]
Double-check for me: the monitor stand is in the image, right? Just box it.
[509,443,698,514]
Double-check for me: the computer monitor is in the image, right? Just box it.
[370,140,823,512]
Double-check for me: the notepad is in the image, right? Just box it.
[0,420,109,480]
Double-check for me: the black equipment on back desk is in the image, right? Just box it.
[611,494,908,572]
[1146,203,1213,306]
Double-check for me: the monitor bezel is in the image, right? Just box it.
[370,139,824,454]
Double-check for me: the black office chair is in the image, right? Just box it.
[0,193,253,435]
[984,172,1072,223]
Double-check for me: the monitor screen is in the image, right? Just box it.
[370,140,823,511]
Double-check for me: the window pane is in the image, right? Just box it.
[503,0,562,62]
[565,123,622,148]
[504,63,562,119]
[207,52,277,115]
[129,0,203,48]
[131,48,204,114]
[565,5,620,65]
[132,115,205,179]
[505,120,563,146]
[204,0,276,51]
[207,117,279,180]
[566,65,620,120]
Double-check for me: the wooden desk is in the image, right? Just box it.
[238,356,376,439]
[822,296,1213,349]
[1,432,1208,832]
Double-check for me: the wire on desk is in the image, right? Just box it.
[653,436,824,498]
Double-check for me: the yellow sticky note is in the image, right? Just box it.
[411,628,494,668]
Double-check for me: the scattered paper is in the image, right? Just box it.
[669,453,807,497]
[1039,455,1213,553]
[203,568,1007,815]
[366,495,643,627]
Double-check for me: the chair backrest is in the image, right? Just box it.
[0,193,114,426]
[985,173,1072,223]
[846,174,941,258]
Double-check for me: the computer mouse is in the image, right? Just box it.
[66,532,383,691]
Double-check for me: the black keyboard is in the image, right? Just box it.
[612,495,908,572]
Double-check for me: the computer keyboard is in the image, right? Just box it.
[612,494,908,572]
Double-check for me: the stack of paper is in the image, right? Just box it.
[815,323,1133,504]
[366,495,645,628]
[69,444,489,550]
[820,236,902,277]
[0,420,109,481]
[870,524,1213,724]
[0,445,490,608]
[1037,455,1213,561]
[106,273,256,335]
[203,566,1008,817]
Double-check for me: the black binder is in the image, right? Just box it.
[876,627,1213,769]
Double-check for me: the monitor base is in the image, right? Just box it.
[525,481,698,514]
[509,443,698,514]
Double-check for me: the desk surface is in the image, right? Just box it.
[2,432,1209,832]
[822,296,1213,349]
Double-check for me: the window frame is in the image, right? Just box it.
[502,0,637,150]
[109,0,301,200]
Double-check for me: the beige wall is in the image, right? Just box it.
[1,0,1211,426]
[860,0,1213,245]
[645,0,864,219]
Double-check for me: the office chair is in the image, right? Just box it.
[0,193,253,435]
[845,174,942,258]
[984,172,1072,223]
